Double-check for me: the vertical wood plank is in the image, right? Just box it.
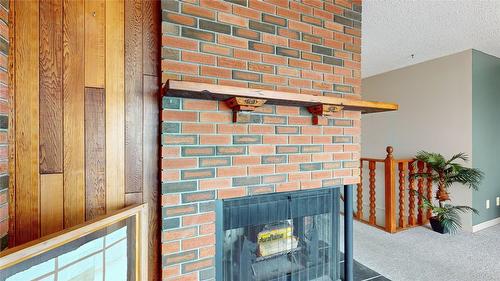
[125,0,143,194]
[142,0,159,76]
[15,0,40,244]
[8,0,16,247]
[105,0,125,212]
[85,87,106,220]
[39,0,63,173]
[63,0,85,228]
[40,174,64,236]
[84,0,105,88]
[143,74,160,281]
[125,192,142,206]
[142,1,160,279]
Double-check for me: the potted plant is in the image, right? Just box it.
[412,193,478,234]
[412,151,483,234]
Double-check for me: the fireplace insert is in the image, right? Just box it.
[216,187,341,281]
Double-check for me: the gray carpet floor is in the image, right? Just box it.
[341,219,500,281]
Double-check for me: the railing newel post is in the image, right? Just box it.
[384,146,397,233]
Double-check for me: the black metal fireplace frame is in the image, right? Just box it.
[215,185,355,281]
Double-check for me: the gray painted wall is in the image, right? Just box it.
[472,50,500,225]
[362,49,500,230]
[362,50,474,231]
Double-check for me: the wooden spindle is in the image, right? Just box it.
[426,163,433,222]
[408,161,416,226]
[384,146,396,233]
[398,162,406,228]
[417,161,425,224]
[356,161,363,219]
[369,161,376,225]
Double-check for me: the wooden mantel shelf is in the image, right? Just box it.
[163,80,398,114]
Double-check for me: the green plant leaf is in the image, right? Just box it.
[447,168,484,190]
[415,151,446,171]
[452,205,479,215]
[446,153,468,165]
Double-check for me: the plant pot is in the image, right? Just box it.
[429,216,448,234]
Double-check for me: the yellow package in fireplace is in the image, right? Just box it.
[258,236,299,257]
[257,225,293,243]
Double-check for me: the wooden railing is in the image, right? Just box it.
[0,204,148,280]
[357,147,432,233]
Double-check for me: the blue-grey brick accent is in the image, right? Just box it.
[300,163,322,171]
[232,176,261,186]
[162,181,198,194]
[233,135,262,144]
[162,97,181,109]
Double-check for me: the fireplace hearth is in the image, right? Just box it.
[216,187,341,281]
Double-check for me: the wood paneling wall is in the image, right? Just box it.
[39,0,63,174]
[84,87,106,220]
[9,0,160,279]
[15,0,40,244]
[0,0,10,251]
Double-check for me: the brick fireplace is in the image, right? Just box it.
[161,0,363,280]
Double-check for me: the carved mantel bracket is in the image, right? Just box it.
[225,97,267,122]
[307,104,344,125]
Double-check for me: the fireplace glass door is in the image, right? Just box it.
[216,187,340,281]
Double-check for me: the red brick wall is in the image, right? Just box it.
[161,0,361,280]
[161,0,361,97]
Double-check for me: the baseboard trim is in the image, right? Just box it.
[472,217,500,232]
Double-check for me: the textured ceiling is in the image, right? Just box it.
[362,0,500,78]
